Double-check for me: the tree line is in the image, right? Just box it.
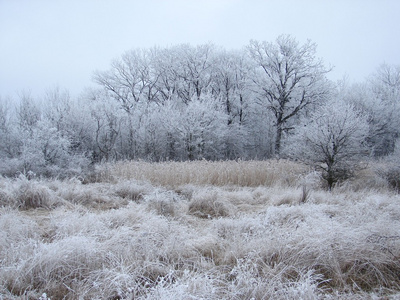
[0,35,399,185]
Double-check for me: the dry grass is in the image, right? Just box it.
[104,159,311,187]
[0,189,12,207]
[1,160,400,299]
[16,183,54,209]
[188,189,235,218]
[144,190,181,218]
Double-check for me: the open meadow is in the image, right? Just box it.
[1,160,400,299]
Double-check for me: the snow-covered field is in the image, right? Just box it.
[1,160,400,299]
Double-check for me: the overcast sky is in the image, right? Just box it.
[1,0,400,98]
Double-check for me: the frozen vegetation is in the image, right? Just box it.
[1,35,399,299]
[1,160,400,299]
[1,37,399,180]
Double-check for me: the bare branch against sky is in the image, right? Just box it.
[1,0,399,97]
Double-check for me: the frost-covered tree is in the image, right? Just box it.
[139,104,170,160]
[164,94,228,160]
[5,116,88,177]
[285,100,369,189]
[16,92,41,135]
[212,50,254,123]
[0,90,91,177]
[86,90,123,162]
[248,35,331,156]
[92,44,244,160]
[93,48,161,113]
[367,64,400,155]
[211,50,254,158]
[0,97,18,159]
[43,87,72,132]
[338,65,400,157]
[370,64,400,101]
[166,44,216,103]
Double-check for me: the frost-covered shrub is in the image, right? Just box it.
[285,100,369,190]
[0,158,25,178]
[163,93,229,161]
[2,119,90,178]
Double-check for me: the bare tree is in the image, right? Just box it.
[286,100,369,189]
[248,35,331,156]
[0,96,18,159]
[370,63,400,101]
[88,92,122,162]
[16,91,41,135]
[212,50,251,125]
[161,44,216,104]
[93,48,161,113]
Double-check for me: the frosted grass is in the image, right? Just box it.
[0,160,399,299]
[104,159,311,187]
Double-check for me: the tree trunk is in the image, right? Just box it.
[275,121,283,157]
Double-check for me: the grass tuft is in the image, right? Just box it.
[144,190,180,218]
[113,180,153,202]
[188,190,234,218]
[15,179,55,209]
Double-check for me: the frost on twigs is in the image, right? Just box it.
[285,100,369,190]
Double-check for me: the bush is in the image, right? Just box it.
[285,100,369,190]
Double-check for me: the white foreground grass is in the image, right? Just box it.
[1,160,400,299]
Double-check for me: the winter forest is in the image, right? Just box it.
[1,35,399,180]
[2,35,400,299]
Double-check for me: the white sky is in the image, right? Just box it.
[1,0,400,98]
